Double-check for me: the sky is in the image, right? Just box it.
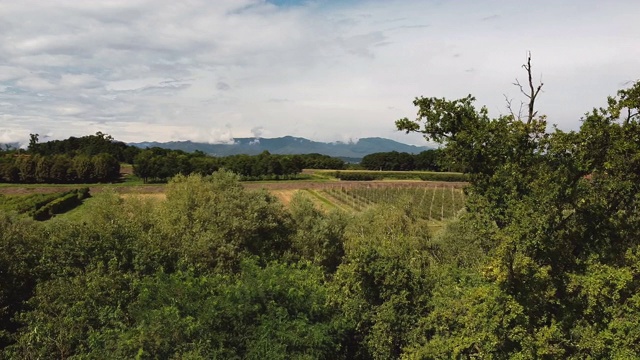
[1,0,639,147]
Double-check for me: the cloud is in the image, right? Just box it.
[0,0,638,146]
[216,81,231,91]
[250,126,264,137]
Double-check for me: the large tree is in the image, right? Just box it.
[397,56,640,357]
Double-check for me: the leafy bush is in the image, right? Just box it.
[331,170,468,182]
[418,172,468,182]
[334,171,381,181]
[31,188,91,221]
[0,193,63,215]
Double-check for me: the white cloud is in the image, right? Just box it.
[0,0,638,146]
[14,76,57,91]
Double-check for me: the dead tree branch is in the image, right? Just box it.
[513,52,543,124]
[504,94,524,121]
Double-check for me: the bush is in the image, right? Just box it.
[418,172,468,182]
[31,188,90,221]
[331,170,468,182]
[334,171,381,181]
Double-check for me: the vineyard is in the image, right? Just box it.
[312,185,465,223]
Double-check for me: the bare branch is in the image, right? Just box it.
[504,94,516,119]
[515,52,544,124]
[513,79,529,99]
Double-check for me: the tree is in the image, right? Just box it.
[16,155,36,183]
[92,153,120,182]
[155,171,292,273]
[330,204,435,359]
[50,154,72,183]
[73,155,94,183]
[27,133,39,153]
[133,150,155,183]
[288,193,347,273]
[396,55,640,357]
[35,155,52,183]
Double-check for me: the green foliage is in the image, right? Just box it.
[0,188,91,221]
[156,171,293,272]
[29,131,140,163]
[0,153,120,184]
[0,214,44,349]
[334,171,381,181]
[329,170,467,182]
[321,186,465,222]
[114,260,340,359]
[288,193,347,273]
[330,205,436,360]
[133,148,344,183]
[396,65,640,357]
[360,150,447,171]
[0,193,61,215]
[32,188,90,221]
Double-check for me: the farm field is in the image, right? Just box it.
[0,179,467,232]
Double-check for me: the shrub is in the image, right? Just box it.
[31,189,90,221]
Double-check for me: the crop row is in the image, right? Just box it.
[319,186,465,221]
[0,188,91,220]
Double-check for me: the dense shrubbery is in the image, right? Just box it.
[417,172,469,182]
[31,188,90,221]
[334,171,381,181]
[331,170,468,182]
[0,188,91,220]
[360,149,449,171]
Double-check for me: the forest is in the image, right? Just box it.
[1,71,639,358]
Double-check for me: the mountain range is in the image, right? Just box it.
[129,136,431,161]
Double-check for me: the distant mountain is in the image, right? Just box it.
[0,142,21,150]
[129,136,431,161]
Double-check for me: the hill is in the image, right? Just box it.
[129,136,430,161]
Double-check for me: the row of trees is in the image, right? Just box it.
[0,153,120,184]
[3,132,349,184]
[359,149,446,171]
[133,148,346,182]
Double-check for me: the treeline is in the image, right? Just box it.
[134,148,346,182]
[0,153,120,184]
[360,149,451,171]
[2,132,350,184]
